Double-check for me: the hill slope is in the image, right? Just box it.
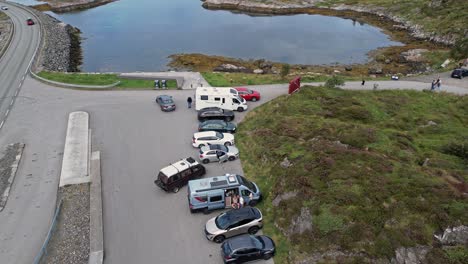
[237,87,468,263]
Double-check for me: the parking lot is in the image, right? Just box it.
[89,87,286,263]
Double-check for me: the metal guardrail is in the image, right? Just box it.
[32,199,63,264]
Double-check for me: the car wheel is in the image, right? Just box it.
[228,156,236,161]
[237,107,244,112]
[224,142,231,147]
[252,97,257,102]
[248,226,259,234]
[249,200,257,206]
[172,187,180,193]
[263,253,273,260]
[214,235,225,243]
[198,144,205,148]
[203,207,210,214]
[202,159,210,164]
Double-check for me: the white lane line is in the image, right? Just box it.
[5,109,10,117]
[18,83,21,88]
[0,121,3,129]
[21,75,25,81]
[15,89,19,97]
[10,100,14,106]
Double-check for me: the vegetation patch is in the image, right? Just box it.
[37,72,177,89]
[236,86,468,263]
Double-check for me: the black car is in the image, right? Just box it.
[198,120,237,133]
[198,107,235,122]
[155,95,176,112]
[451,68,468,79]
[221,234,275,264]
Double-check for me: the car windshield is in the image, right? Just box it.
[215,213,231,229]
[216,132,224,139]
[248,89,254,94]
[251,235,264,249]
[222,242,232,255]
[238,176,257,193]
[158,172,169,184]
[162,98,173,104]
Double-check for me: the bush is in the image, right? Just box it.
[325,75,345,89]
[280,64,290,79]
[450,38,468,61]
[442,138,468,159]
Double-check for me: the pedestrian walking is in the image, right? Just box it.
[361,79,365,86]
[187,97,192,108]
[436,77,441,91]
[431,80,436,91]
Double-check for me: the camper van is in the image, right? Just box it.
[195,87,248,112]
[187,174,261,214]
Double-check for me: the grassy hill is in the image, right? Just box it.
[237,87,468,263]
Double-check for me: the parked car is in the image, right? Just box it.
[154,157,205,193]
[26,18,34,26]
[221,234,275,263]
[199,144,239,164]
[235,87,261,102]
[198,107,235,122]
[198,120,237,133]
[192,131,234,148]
[1,6,8,10]
[155,95,176,112]
[205,207,263,243]
[451,68,468,79]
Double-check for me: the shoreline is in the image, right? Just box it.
[202,0,458,46]
[34,0,116,13]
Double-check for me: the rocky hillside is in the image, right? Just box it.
[237,87,468,263]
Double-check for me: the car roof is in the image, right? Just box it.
[160,157,199,177]
[200,107,222,112]
[235,87,247,91]
[194,131,217,138]
[158,95,172,100]
[227,235,256,249]
[202,119,225,124]
[188,174,240,193]
[225,207,258,219]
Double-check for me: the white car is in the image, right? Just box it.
[1,6,8,10]
[192,131,234,148]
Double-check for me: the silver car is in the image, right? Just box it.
[205,207,263,243]
[199,144,239,164]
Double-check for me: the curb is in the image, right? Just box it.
[0,143,25,212]
[30,71,121,89]
[89,151,103,264]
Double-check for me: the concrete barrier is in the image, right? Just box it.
[59,111,91,187]
[89,151,103,264]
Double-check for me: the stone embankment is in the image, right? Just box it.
[30,9,81,72]
[202,0,457,45]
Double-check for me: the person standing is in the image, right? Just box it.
[431,80,436,91]
[187,96,192,108]
[361,79,365,86]
[436,77,441,91]
[239,195,244,208]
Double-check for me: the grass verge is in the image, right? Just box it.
[37,72,177,89]
[237,86,468,263]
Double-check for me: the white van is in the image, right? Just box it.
[195,87,248,112]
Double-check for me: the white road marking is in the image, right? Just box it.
[21,75,25,81]
[10,100,14,106]
[5,109,9,116]
[0,121,3,129]
[15,89,19,96]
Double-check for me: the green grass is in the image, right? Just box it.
[202,72,380,87]
[37,71,177,89]
[236,87,468,263]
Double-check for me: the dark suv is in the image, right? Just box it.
[154,157,206,193]
[451,68,468,79]
[221,234,275,263]
[198,107,235,122]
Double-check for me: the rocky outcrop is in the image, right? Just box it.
[434,225,468,245]
[213,63,251,73]
[202,0,459,45]
[39,0,116,13]
[399,49,429,63]
[391,246,431,264]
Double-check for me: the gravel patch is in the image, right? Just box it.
[0,143,25,211]
[40,183,90,264]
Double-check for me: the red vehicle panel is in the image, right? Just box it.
[235,87,261,101]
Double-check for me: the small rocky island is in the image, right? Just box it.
[37,0,116,12]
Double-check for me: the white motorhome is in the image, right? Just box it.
[195,87,248,112]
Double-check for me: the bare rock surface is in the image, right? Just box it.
[434,225,468,245]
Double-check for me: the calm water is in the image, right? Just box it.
[12,0,403,72]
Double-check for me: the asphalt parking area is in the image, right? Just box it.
[91,87,286,264]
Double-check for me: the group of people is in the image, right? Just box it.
[231,194,245,209]
[431,77,442,91]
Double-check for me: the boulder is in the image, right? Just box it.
[345,66,352,71]
[368,64,383,74]
[399,49,429,63]
[280,157,292,168]
[253,69,264,74]
[289,207,312,235]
